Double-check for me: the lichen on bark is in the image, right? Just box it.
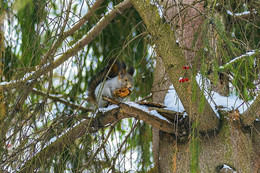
[130,0,219,132]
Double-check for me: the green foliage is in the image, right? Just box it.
[17,0,46,67]
[197,0,260,101]
[1,0,154,172]
[2,46,20,80]
[130,122,153,172]
[1,0,259,172]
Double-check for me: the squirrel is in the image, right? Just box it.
[88,59,134,108]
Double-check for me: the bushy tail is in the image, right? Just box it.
[87,59,121,104]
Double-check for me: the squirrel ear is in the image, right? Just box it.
[118,69,126,78]
[127,67,135,76]
[118,61,126,70]
[109,63,119,77]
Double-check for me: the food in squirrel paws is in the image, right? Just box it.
[114,86,131,97]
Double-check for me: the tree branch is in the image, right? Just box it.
[38,0,105,68]
[81,122,117,170]
[0,0,132,92]
[130,0,219,131]
[241,92,260,126]
[19,108,122,173]
[19,101,180,172]
[32,88,93,112]
[107,120,140,172]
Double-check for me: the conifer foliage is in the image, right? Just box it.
[0,0,259,172]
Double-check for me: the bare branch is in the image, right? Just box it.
[38,0,105,67]
[32,88,93,112]
[107,120,140,172]
[63,0,105,38]
[82,122,117,170]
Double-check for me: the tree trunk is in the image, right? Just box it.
[131,0,260,172]
[158,119,257,172]
[152,56,172,172]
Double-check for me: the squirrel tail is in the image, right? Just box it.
[87,59,122,104]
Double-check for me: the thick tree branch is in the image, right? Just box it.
[119,103,175,133]
[241,92,260,126]
[130,0,219,131]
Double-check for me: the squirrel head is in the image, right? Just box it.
[118,68,134,89]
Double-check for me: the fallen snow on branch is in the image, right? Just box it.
[0,70,37,89]
[222,164,237,173]
[220,50,257,70]
[227,10,250,16]
[164,85,185,112]
[164,74,254,118]
[0,80,17,86]
[197,74,253,115]
[98,104,119,113]
[126,102,170,123]
[226,9,257,17]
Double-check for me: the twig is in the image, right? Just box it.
[38,0,104,68]
[80,122,117,171]
[0,0,132,92]
[107,120,140,173]
[32,88,93,112]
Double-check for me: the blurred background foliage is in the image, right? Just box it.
[1,0,154,172]
[0,0,259,172]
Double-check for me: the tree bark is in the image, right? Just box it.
[131,0,260,172]
[158,119,255,172]
[241,92,260,126]
[131,0,219,132]
[152,56,172,172]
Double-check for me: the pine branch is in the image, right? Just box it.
[38,0,105,68]
[20,102,180,172]
[130,0,219,132]
[19,108,121,173]
[0,0,132,92]
[219,50,258,70]
[32,88,93,112]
